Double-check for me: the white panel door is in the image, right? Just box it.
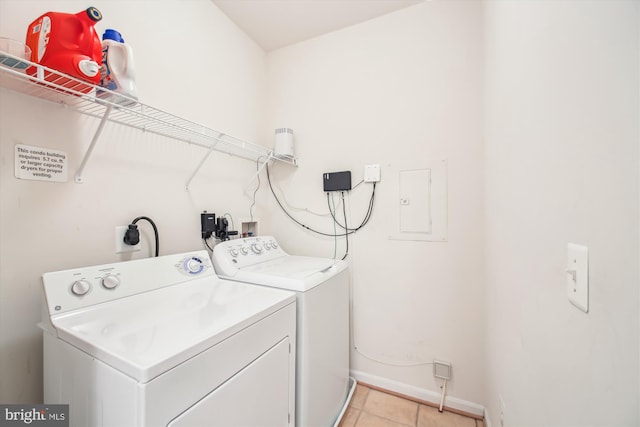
[168,338,292,427]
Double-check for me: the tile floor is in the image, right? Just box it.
[339,384,485,427]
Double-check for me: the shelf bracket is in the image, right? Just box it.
[75,104,113,183]
[253,153,272,180]
[243,153,273,193]
[185,139,220,191]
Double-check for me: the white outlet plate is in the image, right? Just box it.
[115,225,140,254]
[364,164,381,183]
[567,243,588,313]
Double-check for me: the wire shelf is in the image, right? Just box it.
[0,50,297,184]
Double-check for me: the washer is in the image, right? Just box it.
[212,236,355,427]
[40,250,296,427]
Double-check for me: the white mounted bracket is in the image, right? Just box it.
[185,137,221,191]
[242,153,274,194]
[75,104,113,183]
[252,153,273,182]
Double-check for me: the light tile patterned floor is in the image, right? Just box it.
[339,384,485,427]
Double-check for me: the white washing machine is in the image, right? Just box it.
[40,250,297,427]
[212,236,355,427]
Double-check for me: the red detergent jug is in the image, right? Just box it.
[25,7,102,93]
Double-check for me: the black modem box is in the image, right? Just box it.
[323,171,352,192]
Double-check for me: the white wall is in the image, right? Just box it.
[262,1,486,411]
[483,1,639,425]
[2,1,638,422]
[0,0,266,403]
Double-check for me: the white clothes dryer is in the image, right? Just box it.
[212,236,355,427]
[40,250,296,427]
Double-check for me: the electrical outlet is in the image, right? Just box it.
[115,225,140,253]
[364,164,381,183]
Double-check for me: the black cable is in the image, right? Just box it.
[341,191,349,260]
[132,216,159,257]
[267,162,346,237]
[266,162,377,239]
[203,238,214,252]
[327,182,376,232]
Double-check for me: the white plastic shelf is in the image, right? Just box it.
[0,50,297,186]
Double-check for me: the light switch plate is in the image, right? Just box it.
[567,243,588,313]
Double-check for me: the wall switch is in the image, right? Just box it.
[115,225,141,253]
[566,243,588,313]
[364,164,381,183]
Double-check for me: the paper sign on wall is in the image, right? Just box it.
[14,144,68,183]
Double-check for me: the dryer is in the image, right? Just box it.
[212,236,355,427]
[40,250,296,427]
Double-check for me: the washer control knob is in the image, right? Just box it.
[240,247,249,255]
[101,274,120,290]
[263,242,271,250]
[251,242,263,254]
[230,249,239,257]
[71,279,91,296]
[184,257,205,274]
[271,241,278,249]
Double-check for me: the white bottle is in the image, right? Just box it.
[99,29,137,104]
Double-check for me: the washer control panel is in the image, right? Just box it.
[179,255,207,275]
[213,236,287,272]
[42,251,214,315]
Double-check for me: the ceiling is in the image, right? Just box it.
[212,0,424,51]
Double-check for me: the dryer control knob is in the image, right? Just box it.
[240,247,249,255]
[251,242,263,254]
[184,257,205,274]
[230,249,239,257]
[71,279,91,296]
[101,274,120,290]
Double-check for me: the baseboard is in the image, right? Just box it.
[484,408,493,427]
[350,369,485,419]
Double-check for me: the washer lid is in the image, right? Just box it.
[233,256,347,292]
[48,276,295,383]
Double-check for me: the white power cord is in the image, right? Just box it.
[439,378,447,412]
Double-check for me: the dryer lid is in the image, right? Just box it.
[48,277,295,383]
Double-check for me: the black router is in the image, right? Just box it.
[323,171,351,192]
